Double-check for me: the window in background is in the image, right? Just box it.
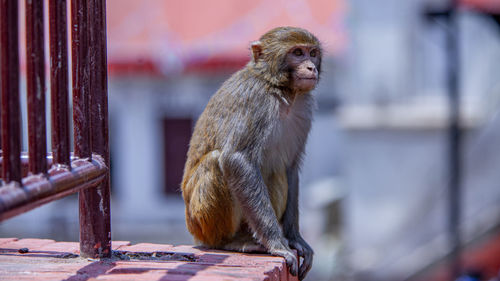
[163,118,192,194]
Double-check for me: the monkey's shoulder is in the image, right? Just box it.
[217,69,272,98]
[205,69,280,116]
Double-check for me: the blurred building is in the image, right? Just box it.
[341,0,500,280]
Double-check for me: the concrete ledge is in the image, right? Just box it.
[0,238,298,281]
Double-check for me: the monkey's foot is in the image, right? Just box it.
[222,240,267,253]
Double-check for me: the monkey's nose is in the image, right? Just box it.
[307,66,314,71]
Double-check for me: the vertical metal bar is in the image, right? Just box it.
[26,0,48,174]
[89,0,111,252]
[0,0,22,183]
[49,0,70,166]
[81,0,111,258]
[72,0,92,257]
[72,0,111,258]
[446,0,462,278]
[88,1,109,164]
[71,0,90,159]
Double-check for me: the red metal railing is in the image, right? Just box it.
[0,0,111,259]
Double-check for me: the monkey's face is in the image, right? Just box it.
[286,45,320,93]
[250,27,322,90]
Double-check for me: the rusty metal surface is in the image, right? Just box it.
[0,152,63,178]
[0,155,107,221]
[88,0,109,165]
[79,0,111,259]
[0,0,21,183]
[26,0,48,175]
[1,0,112,260]
[49,0,71,166]
[70,0,111,258]
[71,0,91,160]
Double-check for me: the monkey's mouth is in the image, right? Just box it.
[296,76,318,84]
[296,76,317,81]
[294,76,318,91]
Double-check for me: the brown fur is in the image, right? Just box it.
[263,168,289,220]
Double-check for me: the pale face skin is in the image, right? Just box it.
[286,45,320,93]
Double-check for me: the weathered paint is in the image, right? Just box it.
[0,0,22,183]
[49,0,71,166]
[26,0,48,175]
[74,0,111,258]
[0,0,112,261]
[0,155,108,221]
[71,0,90,160]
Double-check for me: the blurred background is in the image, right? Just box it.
[1,0,500,280]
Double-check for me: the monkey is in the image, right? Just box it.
[181,26,321,280]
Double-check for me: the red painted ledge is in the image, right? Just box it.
[0,238,298,281]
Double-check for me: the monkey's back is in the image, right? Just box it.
[185,68,279,168]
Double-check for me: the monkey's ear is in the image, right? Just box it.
[251,41,263,62]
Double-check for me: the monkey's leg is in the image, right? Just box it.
[283,164,314,280]
[184,151,241,247]
[220,152,298,276]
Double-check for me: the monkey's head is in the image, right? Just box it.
[249,26,322,93]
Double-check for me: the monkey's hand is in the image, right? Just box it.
[268,240,298,277]
[288,235,313,280]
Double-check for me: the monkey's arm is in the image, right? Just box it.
[283,164,314,280]
[220,151,298,276]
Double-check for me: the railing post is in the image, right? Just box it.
[0,0,22,183]
[71,0,90,160]
[87,0,111,258]
[72,0,111,258]
[49,0,71,167]
[26,0,48,174]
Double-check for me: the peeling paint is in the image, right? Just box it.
[1,160,107,220]
[22,173,45,183]
[21,173,46,192]
[97,188,104,213]
[1,181,22,189]
[36,76,42,100]
[48,163,70,173]
[90,154,106,167]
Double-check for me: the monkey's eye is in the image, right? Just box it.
[310,50,317,57]
[293,48,303,56]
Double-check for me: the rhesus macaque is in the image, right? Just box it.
[181,26,321,280]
